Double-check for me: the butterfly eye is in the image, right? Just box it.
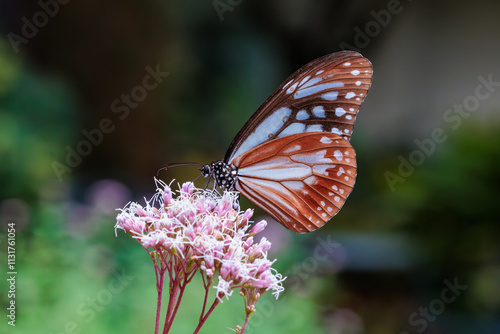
[200,165,211,178]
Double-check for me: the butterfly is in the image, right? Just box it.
[200,51,373,233]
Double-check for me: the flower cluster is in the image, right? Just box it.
[115,179,285,334]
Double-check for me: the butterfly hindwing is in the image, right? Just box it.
[232,132,356,233]
[225,51,372,163]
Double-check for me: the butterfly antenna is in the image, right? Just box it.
[156,166,167,177]
[166,162,204,169]
[157,162,204,176]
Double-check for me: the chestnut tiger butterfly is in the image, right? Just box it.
[200,51,373,233]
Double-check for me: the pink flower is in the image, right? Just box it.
[115,179,286,333]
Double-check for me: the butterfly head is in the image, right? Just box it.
[200,161,238,191]
[200,164,212,178]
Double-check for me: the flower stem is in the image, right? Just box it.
[193,298,220,334]
[155,267,166,334]
[163,278,179,334]
[164,283,185,334]
[199,274,211,322]
[240,312,251,334]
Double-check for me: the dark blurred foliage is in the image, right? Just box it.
[1,0,500,333]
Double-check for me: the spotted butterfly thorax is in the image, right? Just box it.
[200,51,372,233]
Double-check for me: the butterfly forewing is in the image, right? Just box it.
[225,51,372,163]
[232,132,356,233]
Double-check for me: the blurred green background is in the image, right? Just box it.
[1,0,500,333]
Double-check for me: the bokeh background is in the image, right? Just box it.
[1,0,500,333]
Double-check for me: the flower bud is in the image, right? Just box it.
[248,220,267,236]
[243,237,254,250]
[162,186,173,205]
[181,182,195,196]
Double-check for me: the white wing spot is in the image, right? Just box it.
[328,192,334,196]
[346,158,350,163]
[347,170,352,175]
[322,92,338,101]
[296,109,309,120]
[316,70,324,75]
[344,151,349,155]
[317,207,322,211]
[301,77,323,89]
[331,128,341,135]
[356,97,361,101]
[344,62,351,66]
[312,106,326,118]
[282,144,302,154]
[344,129,350,133]
[337,167,345,176]
[351,70,360,75]
[299,76,311,86]
[327,207,333,212]
[344,176,349,181]
[334,196,340,202]
[279,123,306,137]
[349,108,355,111]
[356,81,361,86]
[320,136,332,144]
[339,188,344,194]
[294,82,344,99]
[346,115,352,120]
[286,82,299,94]
[321,201,325,206]
[335,107,346,117]
[334,150,343,161]
[346,92,356,99]
[306,124,323,132]
[332,185,338,190]
[283,79,293,89]
[343,136,348,140]
[322,213,327,218]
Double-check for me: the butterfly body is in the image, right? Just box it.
[201,51,372,233]
[201,161,238,191]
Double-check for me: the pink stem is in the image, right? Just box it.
[240,312,251,334]
[163,277,179,334]
[164,268,198,333]
[199,284,210,321]
[164,283,186,334]
[193,298,221,334]
[154,267,166,334]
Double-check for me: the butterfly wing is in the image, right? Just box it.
[224,51,372,163]
[232,132,356,233]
